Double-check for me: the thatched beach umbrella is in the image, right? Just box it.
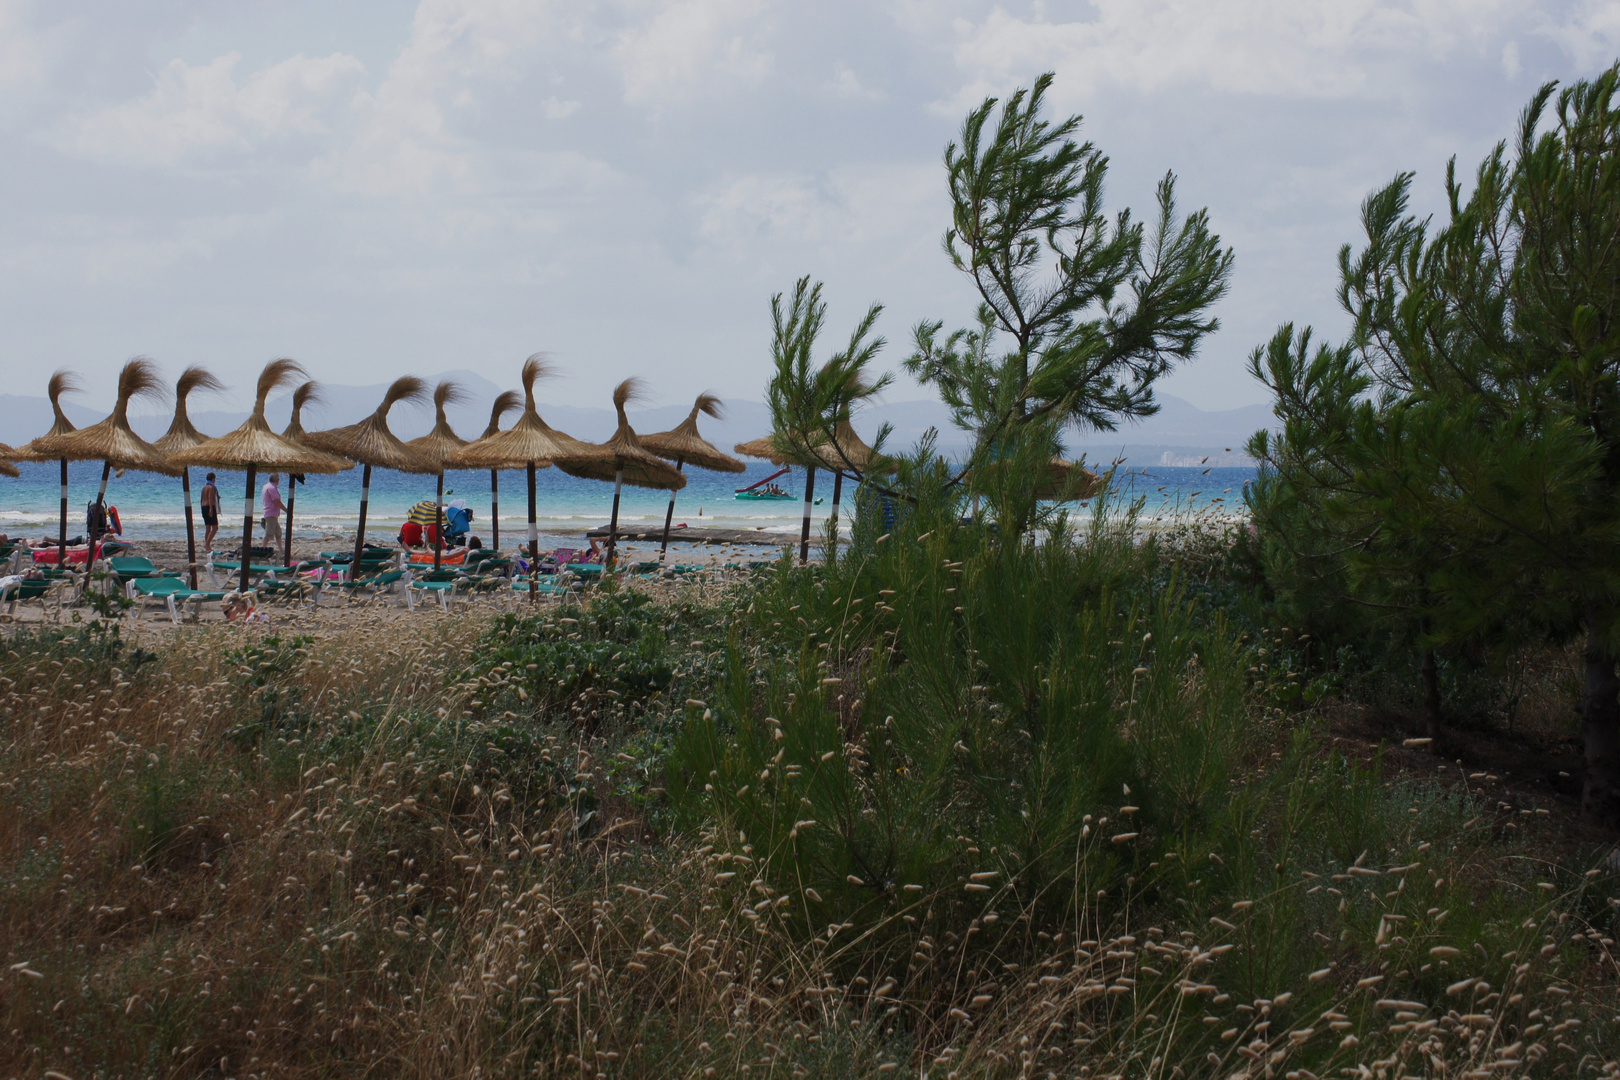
[278,382,354,567]
[0,444,19,479]
[450,356,597,601]
[809,418,882,546]
[734,433,817,563]
[39,359,176,557]
[557,379,684,566]
[737,418,882,562]
[641,392,743,555]
[152,367,224,587]
[306,377,436,575]
[478,389,521,551]
[15,371,82,566]
[405,380,469,571]
[172,359,353,593]
[1036,459,1102,502]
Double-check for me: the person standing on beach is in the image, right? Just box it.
[262,473,285,553]
[201,472,220,553]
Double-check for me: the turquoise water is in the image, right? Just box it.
[0,460,1256,547]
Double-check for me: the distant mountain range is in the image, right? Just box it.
[0,369,1274,466]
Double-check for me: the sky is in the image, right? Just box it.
[0,0,1616,416]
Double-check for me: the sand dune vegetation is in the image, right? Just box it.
[6,64,1620,1080]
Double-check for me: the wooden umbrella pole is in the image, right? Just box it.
[527,463,538,604]
[829,470,844,557]
[93,461,112,547]
[434,472,444,571]
[283,478,297,568]
[798,466,816,564]
[57,458,68,568]
[490,469,500,550]
[659,458,684,556]
[607,467,623,568]
[352,464,372,580]
[182,470,198,589]
[241,465,258,595]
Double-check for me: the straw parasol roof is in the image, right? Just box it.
[153,366,224,456]
[481,389,522,440]
[734,434,802,467]
[1035,459,1102,501]
[405,380,469,469]
[44,358,179,476]
[14,371,83,462]
[641,392,745,474]
[811,418,881,473]
[280,382,355,471]
[450,356,598,470]
[171,360,354,474]
[735,417,884,474]
[557,379,686,490]
[0,443,18,478]
[306,377,437,474]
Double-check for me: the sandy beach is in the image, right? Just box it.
[0,527,796,636]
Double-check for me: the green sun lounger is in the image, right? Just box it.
[511,575,571,598]
[126,576,227,625]
[1,577,71,620]
[108,556,181,582]
[335,568,408,602]
[205,553,285,587]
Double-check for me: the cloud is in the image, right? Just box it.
[614,0,774,109]
[311,0,575,198]
[1535,0,1620,70]
[0,0,50,110]
[826,62,881,101]
[937,0,1549,109]
[542,96,581,119]
[697,163,940,255]
[56,51,363,167]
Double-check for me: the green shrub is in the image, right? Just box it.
[670,481,1261,950]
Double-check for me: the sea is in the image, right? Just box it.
[0,460,1257,549]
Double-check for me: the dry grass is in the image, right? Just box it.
[1,598,1617,1079]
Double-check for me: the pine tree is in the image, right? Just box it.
[905,72,1233,482]
[1254,65,1620,821]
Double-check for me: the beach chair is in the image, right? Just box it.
[335,568,409,603]
[125,577,227,626]
[107,556,181,584]
[405,569,469,612]
[1,576,72,621]
[510,574,572,599]
[205,551,284,588]
[255,561,331,609]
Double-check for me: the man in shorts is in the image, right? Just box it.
[200,473,220,552]
[262,473,285,553]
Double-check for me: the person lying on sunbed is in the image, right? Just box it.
[406,536,484,565]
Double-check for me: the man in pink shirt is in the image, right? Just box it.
[262,473,286,552]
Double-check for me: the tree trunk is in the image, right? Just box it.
[57,458,68,568]
[240,465,258,595]
[433,472,444,571]
[283,478,297,569]
[660,458,684,557]
[1581,620,1620,826]
[607,467,624,567]
[798,467,816,565]
[1421,647,1442,742]
[527,462,538,604]
[490,469,500,550]
[182,470,198,588]
[93,461,112,547]
[351,464,372,580]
